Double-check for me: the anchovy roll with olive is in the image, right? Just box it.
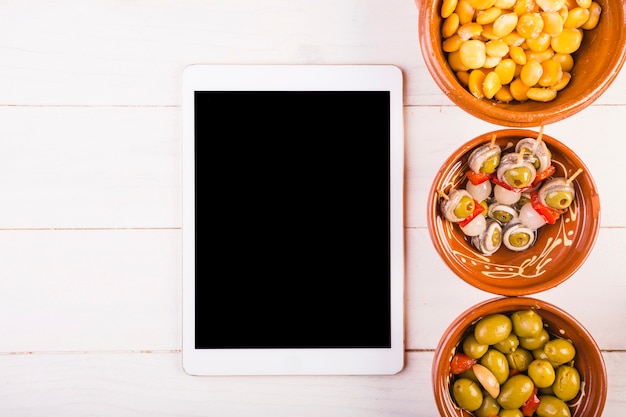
[471,219,503,256]
[503,221,537,252]
[465,137,501,202]
[518,169,582,229]
[487,203,518,226]
[492,152,538,205]
[439,189,487,236]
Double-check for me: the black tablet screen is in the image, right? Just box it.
[194,91,391,349]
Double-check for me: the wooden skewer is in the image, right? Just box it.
[567,168,583,184]
[489,133,496,149]
[536,125,544,144]
[437,189,449,200]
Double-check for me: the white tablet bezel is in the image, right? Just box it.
[182,64,404,375]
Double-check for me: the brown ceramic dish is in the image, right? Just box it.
[427,129,600,296]
[432,297,607,417]
[416,0,626,127]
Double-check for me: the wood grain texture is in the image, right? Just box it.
[0,0,623,415]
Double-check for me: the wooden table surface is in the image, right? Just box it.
[1,1,624,415]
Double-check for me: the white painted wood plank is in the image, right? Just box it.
[0,106,180,228]
[0,229,181,352]
[406,227,626,351]
[0,351,623,416]
[0,0,421,106]
[0,226,623,353]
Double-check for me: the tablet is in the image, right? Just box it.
[182,64,404,375]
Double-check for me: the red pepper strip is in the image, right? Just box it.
[450,353,477,375]
[459,200,485,228]
[530,190,563,225]
[521,387,540,417]
[465,170,492,185]
[531,165,556,187]
[491,176,534,193]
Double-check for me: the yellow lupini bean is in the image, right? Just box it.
[517,13,544,38]
[469,69,488,98]
[538,59,563,86]
[495,0,516,8]
[551,28,583,54]
[469,0,497,10]
[477,7,503,24]
[553,53,574,72]
[458,22,484,40]
[439,0,601,103]
[536,0,566,12]
[494,84,514,102]
[483,71,502,99]
[495,58,516,84]
[552,71,572,91]
[526,32,552,52]
[486,39,510,57]
[442,13,461,38]
[520,60,543,86]
[493,12,519,37]
[443,34,464,52]
[526,87,558,102]
[540,11,564,36]
[564,7,590,28]
[442,0,459,18]
[460,39,487,69]
[456,0,476,25]
[581,2,601,30]
[510,77,531,101]
[509,45,527,65]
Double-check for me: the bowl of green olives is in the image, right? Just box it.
[415,0,626,127]
[432,296,607,417]
[427,128,600,296]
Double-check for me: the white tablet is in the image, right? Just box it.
[182,64,404,375]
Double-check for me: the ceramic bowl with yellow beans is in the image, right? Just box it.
[427,128,600,296]
[415,0,626,126]
[432,297,607,417]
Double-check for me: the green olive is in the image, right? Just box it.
[508,231,531,248]
[504,167,533,188]
[543,339,576,365]
[506,348,533,372]
[481,154,500,174]
[474,391,501,417]
[545,190,573,210]
[493,334,519,354]
[491,227,502,247]
[497,374,534,410]
[463,334,489,359]
[479,200,489,216]
[474,314,513,345]
[536,395,572,417]
[452,378,483,412]
[511,309,544,338]
[528,359,556,388]
[499,410,524,417]
[454,195,475,219]
[519,328,550,350]
[480,349,510,384]
[552,365,581,402]
[492,210,514,223]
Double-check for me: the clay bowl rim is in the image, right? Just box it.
[432,296,608,417]
[427,128,601,296]
[416,0,626,127]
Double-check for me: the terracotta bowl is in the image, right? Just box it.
[427,129,600,296]
[432,297,607,417]
[416,0,626,126]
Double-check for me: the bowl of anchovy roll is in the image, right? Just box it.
[427,127,600,296]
